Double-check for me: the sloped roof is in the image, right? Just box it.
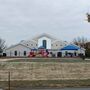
[5,44,31,50]
[32,33,57,41]
[61,44,80,50]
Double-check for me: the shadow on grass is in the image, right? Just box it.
[0,79,90,89]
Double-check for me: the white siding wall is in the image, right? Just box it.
[21,41,38,49]
[5,45,31,57]
[52,41,66,49]
[61,50,85,57]
[38,37,51,49]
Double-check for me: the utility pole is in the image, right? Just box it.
[8,71,10,90]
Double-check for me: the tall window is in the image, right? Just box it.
[43,40,47,49]
[65,51,68,56]
[14,51,17,56]
[24,51,26,56]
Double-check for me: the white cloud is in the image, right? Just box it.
[0,0,90,45]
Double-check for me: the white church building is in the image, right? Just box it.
[4,33,85,57]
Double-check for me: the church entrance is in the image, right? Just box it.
[57,52,62,57]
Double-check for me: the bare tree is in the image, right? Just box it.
[86,13,90,22]
[0,38,6,56]
[73,37,88,48]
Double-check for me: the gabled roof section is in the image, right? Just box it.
[61,44,80,50]
[32,33,57,41]
[5,43,31,50]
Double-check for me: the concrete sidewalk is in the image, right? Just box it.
[85,58,90,60]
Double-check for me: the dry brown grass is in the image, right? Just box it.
[0,59,90,88]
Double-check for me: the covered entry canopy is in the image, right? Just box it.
[31,48,37,51]
[61,44,80,50]
[38,46,46,49]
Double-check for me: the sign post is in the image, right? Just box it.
[8,71,10,90]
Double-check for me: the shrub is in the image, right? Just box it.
[85,49,90,58]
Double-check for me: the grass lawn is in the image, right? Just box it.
[0,58,90,89]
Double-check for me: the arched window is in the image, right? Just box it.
[14,51,17,56]
[24,51,26,56]
[43,40,47,49]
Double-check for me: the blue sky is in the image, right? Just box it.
[0,0,90,46]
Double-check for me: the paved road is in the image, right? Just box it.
[14,88,90,90]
